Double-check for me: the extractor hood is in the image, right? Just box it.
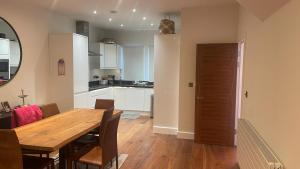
[76,20,101,57]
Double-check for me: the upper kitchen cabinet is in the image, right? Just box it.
[0,38,10,58]
[97,42,122,69]
[9,41,20,67]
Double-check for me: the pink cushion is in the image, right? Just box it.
[14,105,43,127]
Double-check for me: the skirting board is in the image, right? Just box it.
[153,126,195,140]
[177,131,195,140]
[153,126,178,135]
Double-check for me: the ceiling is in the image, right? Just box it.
[27,0,236,30]
[236,0,290,20]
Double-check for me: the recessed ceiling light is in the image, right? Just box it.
[142,17,147,20]
[120,24,124,27]
[132,8,137,13]
[109,18,112,22]
[93,10,97,14]
[150,23,154,26]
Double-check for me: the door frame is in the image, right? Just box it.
[235,41,245,145]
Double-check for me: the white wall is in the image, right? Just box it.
[178,4,239,137]
[153,34,180,135]
[123,46,145,80]
[238,1,300,168]
[0,0,75,106]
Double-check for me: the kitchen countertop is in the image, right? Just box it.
[89,82,154,91]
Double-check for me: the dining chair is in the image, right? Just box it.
[0,129,55,169]
[40,103,60,119]
[76,99,115,143]
[95,99,114,110]
[72,108,114,149]
[24,103,60,161]
[89,99,114,135]
[74,112,121,169]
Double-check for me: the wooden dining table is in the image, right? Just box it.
[14,108,122,169]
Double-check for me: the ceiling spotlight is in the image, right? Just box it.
[109,18,112,22]
[142,17,147,20]
[120,24,124,27]
[132,8,137,13]
[150,23,154,26]
[93,10,97,14]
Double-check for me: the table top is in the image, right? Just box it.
[14,108,122,152]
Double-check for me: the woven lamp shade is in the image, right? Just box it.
[159,19,175,34]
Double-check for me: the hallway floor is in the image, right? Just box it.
[117,117,238,169]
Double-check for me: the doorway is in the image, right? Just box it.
[194,43,238,146]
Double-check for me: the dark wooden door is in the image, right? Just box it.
[195,43,238,146]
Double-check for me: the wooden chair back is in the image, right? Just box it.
[99,108,114,141]
[0,129,23,169]
[40,103,60,118]
[100,113,121,167]
[94,99,114,110]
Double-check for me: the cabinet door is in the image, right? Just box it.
[99,43,105,68]
[10,41,20,66]
[0,39,10,58]
[113,87,126,110]
[74,92,89,108]
[73,34,89,93]
[124,88,145,111]
[117,45,123,69]
[143,89,154,111]
[104,44,117,68]
[89,88,114,108]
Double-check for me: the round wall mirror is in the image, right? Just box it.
[0,17,22,86]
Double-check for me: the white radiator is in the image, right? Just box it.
[237,119,284,169]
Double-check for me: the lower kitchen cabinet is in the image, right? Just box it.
[89,88,113,108]
[124,88,145,111]
[74,92,90,108]
[144,89,154,111]
[88,87,154,111]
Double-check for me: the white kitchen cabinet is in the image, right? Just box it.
[73,34,89,94]
[74,92,90,108]
[113,87,153,111]
[9,41,20,66]
[0,38,10,59]
[113,87,126,110]
[124,88,145,111]
[89,88,113,108]
[97,43,120,69]
[49,33,89,111]
[99,43,105,68]
[88,87,154,111]
[144,88,154,111]
[104,44,117,68]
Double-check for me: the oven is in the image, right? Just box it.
[0,59,9,80]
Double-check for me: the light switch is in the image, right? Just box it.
[188,82,194,87]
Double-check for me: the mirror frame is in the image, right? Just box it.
[0,17,23,87]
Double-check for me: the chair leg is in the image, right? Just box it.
[86,163,89,169]
[67,159,72,169]
[74,161,77,169]
[111,160,113,167]
[116,154,119,169]
[51,161,55,169]
[47,154,50,169]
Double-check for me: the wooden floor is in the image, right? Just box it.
[118,116,238,169]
